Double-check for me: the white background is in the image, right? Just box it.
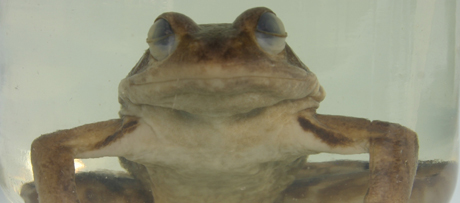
[1,0,459,202]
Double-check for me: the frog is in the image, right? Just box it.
[24,7,422,203]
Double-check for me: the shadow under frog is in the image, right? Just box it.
[20,7,457,203]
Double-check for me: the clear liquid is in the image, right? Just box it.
[0,0,458,202]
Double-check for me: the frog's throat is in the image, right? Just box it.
[118,83,325,118]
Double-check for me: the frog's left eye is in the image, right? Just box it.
[147,19,177,61]
[255,12,287,55]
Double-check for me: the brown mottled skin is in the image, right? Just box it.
[22,7,437,203]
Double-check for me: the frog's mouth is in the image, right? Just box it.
[118,73,322,116]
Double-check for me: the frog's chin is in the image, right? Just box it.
[119,93,290,117]
[118,73,325,117]
[168,94,324,118]
[153,92,294,117]
[119,85,325,118]
[119,93,322,119]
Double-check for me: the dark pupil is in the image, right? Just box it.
[155,35,174,46]
[257,13,282,34]
[152,19,173,38]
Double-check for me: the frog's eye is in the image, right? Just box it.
[255,12,287,55]
[147,19,177,61]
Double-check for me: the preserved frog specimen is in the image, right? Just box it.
[20,7,456,203]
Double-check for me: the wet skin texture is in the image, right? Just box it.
[21,7,453,203]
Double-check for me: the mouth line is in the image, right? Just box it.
[130,75,308,86]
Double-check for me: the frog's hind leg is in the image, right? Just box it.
[20,171,153,203]
[281,160,457,203]
[281,161,370,203]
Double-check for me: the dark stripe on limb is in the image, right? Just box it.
[94,118,139,149]
[297,117,353,147]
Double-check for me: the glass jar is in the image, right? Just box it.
[0,0,458,202]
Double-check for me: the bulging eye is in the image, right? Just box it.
[147,19,177,61]
[255,12,287,55]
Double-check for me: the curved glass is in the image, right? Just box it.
[0,1,458,202]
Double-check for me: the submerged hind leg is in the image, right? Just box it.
[21,171,153,203]
[282,160,457,203]
[21,160,456,203]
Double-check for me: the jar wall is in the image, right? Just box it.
[0,0,458,202]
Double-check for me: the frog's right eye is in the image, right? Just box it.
[147,19,177,61]
[255,12,287,55]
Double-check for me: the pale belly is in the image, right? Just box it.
[111,110,317,203]
[142,157,306,203]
